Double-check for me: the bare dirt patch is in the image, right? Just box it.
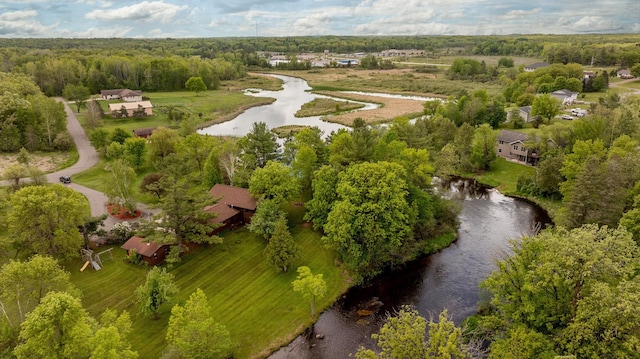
[0,152,70,175]
[316,91,426,125]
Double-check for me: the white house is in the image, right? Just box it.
[524,62,550,72]
[549,89,578,106]
[100,89,143,102]
[617,69,634,79]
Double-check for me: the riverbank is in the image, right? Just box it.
[314,90,425,125]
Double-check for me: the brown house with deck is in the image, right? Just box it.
[208,184,257,232]
[121,236,170,266]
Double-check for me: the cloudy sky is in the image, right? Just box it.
[0,0,638,38]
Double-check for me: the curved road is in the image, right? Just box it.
[49,98,108,219]
[3,99,152,229]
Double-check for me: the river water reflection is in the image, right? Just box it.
[270,178,551,358]
[198,75,350,138]
[197,74,439,138]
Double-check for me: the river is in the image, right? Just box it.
[270,178,551,358]
[197,74,438,138]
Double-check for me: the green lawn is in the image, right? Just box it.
[67,226,348,359]
[71,159,158,204]
[78,75,283,135]
[474,157,535,194]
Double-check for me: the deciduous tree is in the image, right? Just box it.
[470,124,497,170]
[165,288,232,359]
[104,159,137,215]
[248,199,285,240]
[292,266,327,319]
[323,162,412,279]
[531,94,560,124]
[13,292,95,359]
[0,255,78,334]
[124,137,147,169]
[90,309,138,359]
[136,267,179,320]
[249,160,300,205]
[8,185,89,260]
[63,83,91,113]
[185,76,207,96]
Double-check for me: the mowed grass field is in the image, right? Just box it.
[66,226,348,359]
[78,75,283,133]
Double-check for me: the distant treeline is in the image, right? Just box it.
[0,35,639,95]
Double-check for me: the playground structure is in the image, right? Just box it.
[80,248,114,271]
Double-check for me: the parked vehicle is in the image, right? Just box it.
[561,114,575,120]
[59,175,71,184]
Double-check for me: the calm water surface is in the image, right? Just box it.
[270,178,551,358]
[197,74,439,138]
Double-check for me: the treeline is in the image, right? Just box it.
[2,52,246,96]
[472,34,640,67]
[0,73,69,152]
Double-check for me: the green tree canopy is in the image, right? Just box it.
[165,288,232,359]
[323,161,413,279]
[247,198,285,240]
[0,255,79,340]
[481,224,640,357]
[136,267,179,320]
[264,216,300,272]
[8,185,89,260]
[13,292,95,359]
[531,94,561,124]
[292,266,327,319]
[356,306,469,359]
[63,83,91,113]
[185,76,207,96]
[249,160,300,204]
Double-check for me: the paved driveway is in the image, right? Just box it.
[2,99,155,229]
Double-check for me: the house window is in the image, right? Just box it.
[499,140,504,144]
[513,145,518,150]
[498,149,502,153]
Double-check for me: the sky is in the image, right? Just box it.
[0,0,638,38]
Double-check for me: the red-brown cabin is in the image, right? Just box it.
[121,236,170,266]
[208,184,257,225]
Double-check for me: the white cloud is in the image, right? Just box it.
[85,1,188,24]
[500,8,542,20]
[571,16,621,32]
[0,10,38,21]
[633,23,640,32]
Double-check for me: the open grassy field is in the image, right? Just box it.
[295,98,365,117]
[273,68,504,97]
[67,225,349,359]
[80,75,283,134]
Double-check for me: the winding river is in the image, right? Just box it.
[197,74,437,138]
[197,74,551,357]
[270,179,551,358]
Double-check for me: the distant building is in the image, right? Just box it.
[549,89,578,106]
[617,69,634,79]
[100,89,143,102]
[132,127,156,138]
[108,101,153,117]
[507,106,533,123]
[524,62,550,72]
